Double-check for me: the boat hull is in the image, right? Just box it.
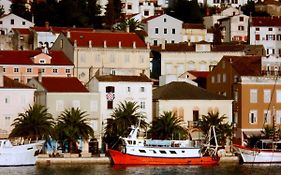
[234,144,281,163]
[108,149,219,165]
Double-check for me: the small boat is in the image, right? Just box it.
[233,139,281,163]
[0,139,44,166]
[108,126,220,165]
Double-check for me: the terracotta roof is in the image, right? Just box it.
[40,77,88,92]
[188,71,209,78]
[141,15,162,23]
[182,23,205,29]
[222,56,262,76]
[67,31,146,48]
[0,50,73,65]
[212,44,246,52]
[1,76,33,89]
[256,0,281,5]
[95,74,152,82]
[31,26,94,33]
[13,28,31,35]
[153,81,230,100]
[251,17,281,27]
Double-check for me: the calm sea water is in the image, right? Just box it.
[1,163,281,175]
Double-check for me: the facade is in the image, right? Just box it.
[88,74,153,145]
[0,50,74,84]
[0,67,35,138]
[12,28,32,50]
[0,13,34,35]
[204,0,248,8]
[206,55,281,144]
[249,17,281,56]
[121,0,140,15]
[153,81,233,129]
[219,14,249,43]
[51,31,150,84]
[182,23,211,43]
[142,14,183,45]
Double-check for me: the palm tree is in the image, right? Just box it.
[103,101,148,149]
[198,111,232,146]
[9,104,54,141]
[148,111,188,140]
[114,18,144,32]
[55,107,94,153]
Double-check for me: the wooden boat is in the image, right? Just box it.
[108,126,220,165]
[0,139,44,166]
[233,139,281,163]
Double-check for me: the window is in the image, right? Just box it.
[140,87,145,92]
[268,28,273,31]
[22,21,25,25]
[65,69,70,73]
[41,68,45,73]
[255,34,260,40]
[159,150,166,154]
[26,68,32,73]
[238,26,244,31]
[11,19,14,25]
[277,90,281,103]
[164,28,167,34]
[223,73,226,83]
[264,89,271,103]
[144,10,149,16]
[264,110,271,124]
[14,78,19,82]
[140,102,145,109]
[211,76,215,83]
[127,87,131,92]
[266,34,275,40]
[153,40,157,45]
[217,74,221,83]
[249,110,257,124]
[107,101,113,109]
[0,21,2,24]
[39,59,45,64]
[155,28,158,34]
[3,67,5,72]
[53,69,58,73]
[127,4,132,10]
[14,67,19,72]
[172,28,175,34]
[56,100,64,111]
[250,89,257,103]
[164,18,166,22]
[193,110,199,121]
[256,27,260,31]
[139,150,146,153]
[170,151,177,154]
[239,17,244,22]
[4,96,10,104]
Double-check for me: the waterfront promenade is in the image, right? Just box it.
[36,154,239,165]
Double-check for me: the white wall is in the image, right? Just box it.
[0,14,34,35]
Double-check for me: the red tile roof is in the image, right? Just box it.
[1,76,33,89]
[188,71,209,78]
[13,28,31,35]
[95,74,152,82]
[222,56,262,76]
[67,31,147,48]
[31,26,94,33]
[251,17,281,27]
[0,50,73,65]
[182,23,205,29]
[141,15,162,23]
[40,77,88,92]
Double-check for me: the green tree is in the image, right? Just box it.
[9,104,54,140]
[10,0,32,21]
[104,0,121,28]
[55,107,94,153]
[103,101,148,149]
[0,5,4,17]
[114,18,143,32]
[212,23,223,45]
[198,111,232,146]
[148,111,188,140]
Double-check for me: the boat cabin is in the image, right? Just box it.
[0,139,13,149]
[256,139,281,150]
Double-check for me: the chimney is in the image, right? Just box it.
[161,40,165,50]
[104,40,107,48]
[133,41,136,48]
[118,41,122,48]
[89,40,92,48]
[0,66,3,87]
[66,31,71,38]
[126,25,130,33]
[38,69,42,82]
[74,40,77,47]
[45,21,49,29]
[147,42,150,49]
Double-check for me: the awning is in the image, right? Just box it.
[190,130,205,140]
[243,131,262,139]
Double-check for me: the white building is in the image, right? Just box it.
[204,0,248,8]
[219,14,249,43]
[0,67,35,138]
[142,14,183,45]
[88,74,153,141]
[0,13,34,35]
[249,17,281,56]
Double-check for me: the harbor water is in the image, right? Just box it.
[1,163,281,175]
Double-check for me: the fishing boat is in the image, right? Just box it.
[108,125,220,165]
[0,139,44,166]
[233,139,281,163]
